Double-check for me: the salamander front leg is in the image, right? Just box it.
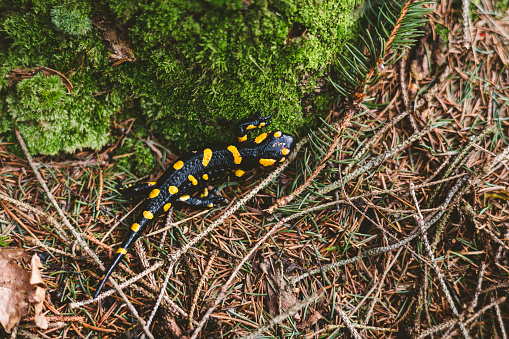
[236,111,272,142]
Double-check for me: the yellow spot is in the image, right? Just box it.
[227,145,242,165]
[274,131,282,137]
[131,223,140,232]
[188,175,198,185]
[128,184,132,187]
[238,135,248,142]
[246,125,256,130]
[149,189,160,199]
[164,203,172,211]
[282,147,290,155]
[259,159,276,166]
[202,174,209,180]
[235,169,245,177]
[201,188,208,198]
[259,122,266,128]
[148,182,156,186]
[143,211,154,219]
[254,133,268,144]
[208,203,214,208]
[173,161,184,170]
[169,186,178,194]
[280,158,286,162]
[203,148,213,167]
[116,248,127,255]
[119,187,124,190]
[180,195,190,201]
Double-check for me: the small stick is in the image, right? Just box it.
[336,302,363,339]
[494,295,508,339]
[143,263,173,334]
[15,128,103,268]
[410,182,470,339]
[189,251,217,330]
[468,260,486,313]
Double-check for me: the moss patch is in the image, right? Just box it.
[0,0,359,156]
[115,137,155,177]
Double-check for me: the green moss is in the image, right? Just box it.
[50,5,92,36]
[116,137,155,177]
[3,72,119,155]
[0,8,119,155]
[435,24,449,43]
[0,0,359,156]
[494,0,509,12]
[0,235,12,247]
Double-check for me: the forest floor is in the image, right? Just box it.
[0,0,508,338]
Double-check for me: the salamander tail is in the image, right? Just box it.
[94,251,125,298]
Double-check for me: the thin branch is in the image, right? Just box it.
[410,183,470,339]
[0,193,71,245]
[317,124,436,197]
[143,264,173,334]
[336,303,363,339]
[189,251,217,330]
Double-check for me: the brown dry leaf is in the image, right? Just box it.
[260,257,301,320]
[0,249,48,333]
[29,255,48,330]
[260,257,324,328]
[296,309,323,330]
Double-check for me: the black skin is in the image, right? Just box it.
[94,113,295,297]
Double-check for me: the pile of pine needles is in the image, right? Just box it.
[0,0,508,337]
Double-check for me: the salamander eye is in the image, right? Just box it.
[282,148,290,156]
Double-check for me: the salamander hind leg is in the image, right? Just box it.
[200,186,220,198]
[177,194,225,208]
[117,181,158,200]
[236,111,272,142]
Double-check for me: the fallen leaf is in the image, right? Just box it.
[0,249,48,333]
[260,257,301,320]
[29,255,48,330]
[296,309,322,329]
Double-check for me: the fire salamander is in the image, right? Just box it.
[94,113,295,297]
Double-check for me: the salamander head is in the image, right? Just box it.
[258,131,295,164]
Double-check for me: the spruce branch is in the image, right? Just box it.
[332,0,434,105]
